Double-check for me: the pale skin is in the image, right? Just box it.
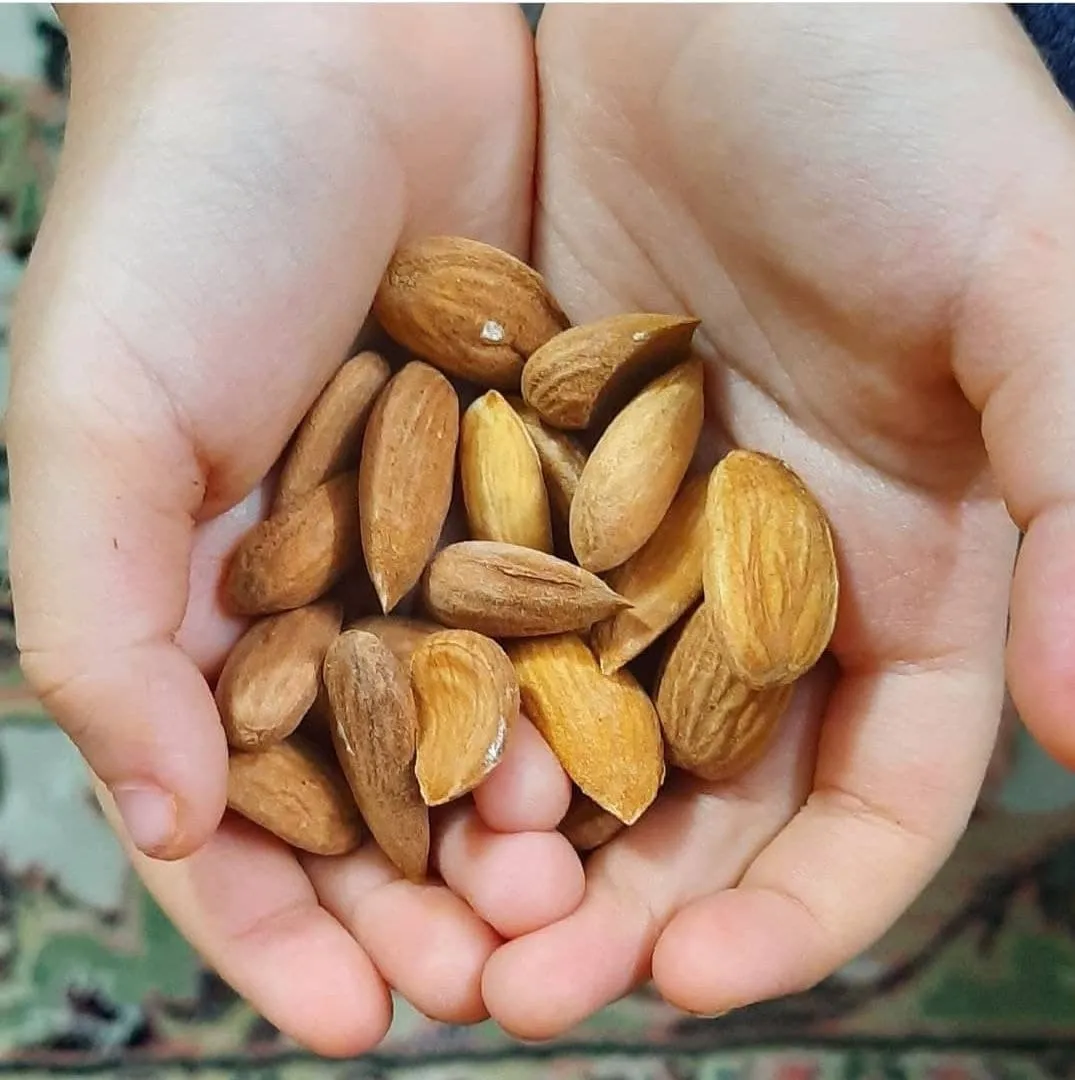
[9,0,1075,1056]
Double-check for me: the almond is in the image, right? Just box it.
[227,737,363,856]
[704,450,838,687]
[521,313,700,429]
[460,390,553,552]
[372,236,568,389]
[592,473,708,674]
[423,541,630,638]
[359,361,460,614]
[347,614,443,670]
[508,633,664,824]
[571,359,705,573]
[412,630,519,805]
[507,397,587,527]
[656,603,793,780]
[275,351,391,510]
[216,600,344,750]
[323,629,430,882]
[559,790,625,852]
[225,472,359,615]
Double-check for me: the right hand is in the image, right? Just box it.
[8,5,582,1054]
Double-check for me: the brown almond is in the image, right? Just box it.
[559,791,625,852]
[225,472,359,615]
[216,601,344,750]
[348,615,443,670]
[704,450,838,687]
[227,737,363,856]
[359,361,460,614]
[412,630,519,805]
[592,473,708,674]
[275,351,391,510]
[521,313,700,430]
[571,359,705,573]
[373,236,568,389]
[656,603,793,780]
[507,397,588,527]
[323,629,429,882]
[508,633,664,824]
[460,390,553,552]
[423,541,629,638]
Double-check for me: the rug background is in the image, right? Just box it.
[3,5,1075,1077]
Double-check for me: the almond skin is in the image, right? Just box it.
[521,312,700,429]
[704,450,838,687]
[216,601,344,750]
[592,473,708,674]
[275,351,390,510]
[461,390,553,552]
[570,359,705,573]
[348,615,443,670]
[227,737,363,856]
[359,361,460,614]
[656,603,793,780]
[323,629,430,882]
[412,630,519,805]
[225,472,360,615]
[508,633,664,824]
[559,790,625,852]
[423,541,630,638]
[373,236,568,390]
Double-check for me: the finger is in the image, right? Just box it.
[96,783,392,1058]
[436,802,585,937]
[471,713,573,833]
[651,659,1002,1014]
[482,680,823,1039]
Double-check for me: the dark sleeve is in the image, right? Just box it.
[1011,5,1075,106]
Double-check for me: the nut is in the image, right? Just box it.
[348,615,443,670]
[559,790,625,852]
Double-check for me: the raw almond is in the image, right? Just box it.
[225,471,359,615]
[656,603,793,780]
[359,361,460,614]
[508,397,588,526]
[412,630,519,805]
[372,236,568,389]
[704,450,838,687]
[348,615,443,670]
[423,541,629,638]
[571,359,705,573]
[460,390,553,552]
[592,473,708,674]
[559,790,625,852]
[275,351,391,510]
[216,600,344,750]
[521,312,700,430]
[323,629,430,882]
[508,633,664,824]
[227,737,363,856]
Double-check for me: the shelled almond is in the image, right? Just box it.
[214,234,839,879]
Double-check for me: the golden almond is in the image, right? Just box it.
[460,390,553,552]
[373,236,568,390]
[656,603,793,780]
[227,737,363,856]
[412,630,519,805]
[559,790,625,852]
[323,629,430,882]
[507,397,588,529]
[508,633,664,824]
[348,615,443,670]
[225,472,359,615]
[216,600,344,750]
[592,473,708,674]
[275,351,391,510]
[704,450,838,687]
[359,361,460,614]
[521,312,700,429]
[571,359,705,573]
[423,541,629,638]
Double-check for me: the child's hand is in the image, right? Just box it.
[482,3,1073,1036]
[7,5,584,1055]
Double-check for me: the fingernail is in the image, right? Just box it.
[111,783,177,855]
[685,1007,734,1019]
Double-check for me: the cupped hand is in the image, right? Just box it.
[7,5,583,1055]
[483,3,1075,1036]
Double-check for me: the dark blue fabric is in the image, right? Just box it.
[1012,5,1075,106]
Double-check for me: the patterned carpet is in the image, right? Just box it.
[4,5,1075,1077]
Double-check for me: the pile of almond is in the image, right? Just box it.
[219,236,839,882]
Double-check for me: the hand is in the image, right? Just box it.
[7,5,583,1055]
[482,4,1073,1035]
